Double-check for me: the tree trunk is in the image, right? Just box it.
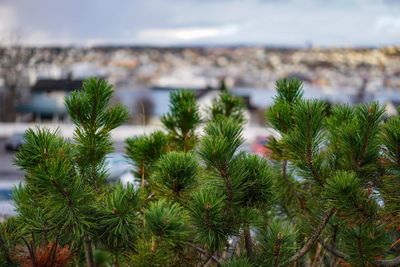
[114,253,120,267]
[84,237,95,267]
[141,166,145,190]
[2,87,17,122]
[244,226,254,260]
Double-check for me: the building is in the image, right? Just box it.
[16,78,83,122]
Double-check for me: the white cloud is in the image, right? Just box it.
[1,0,399,46]
[373,16,400,37]
[0,6,16,31]
[136,25,239,44]
[0,5,19,44]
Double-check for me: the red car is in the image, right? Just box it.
[251,135,273,157]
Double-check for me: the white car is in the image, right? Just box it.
[105,153,139,190]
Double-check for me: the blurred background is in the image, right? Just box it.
[0,0,399,210]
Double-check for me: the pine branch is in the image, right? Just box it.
[354,103,383,171]
[288,208,335,263]
[265,78,303,133]
[376,256,400,267]
[209,91,245,124]
[198,118,244,220]
[161,90,200,151]
[220,164,234,216]
[125,130,168,187]
[284,100,326,186]
[243,226,253,260]
[152,151,198,201]
[22,236,38,267]
[48,234,60,267]
[258,219,296,265]
[273,234,283,267]
[281,160,288,181]
[187,243,221,265]
[84,236,95,267]
[188,187,228,253]
[324,171,378,224]
[318,238,347,259]
[381,116,400,167]
[320,239,400,267]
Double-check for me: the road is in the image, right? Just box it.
[0,139,23,181]
[0,139,129,183]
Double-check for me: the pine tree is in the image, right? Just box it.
[125,131,168,190]
[1,78,131,267]
[264,78,400,266]
[1,77,400,267]
[160,90,200,152]
[209,91,246,124]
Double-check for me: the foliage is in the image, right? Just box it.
[265,78,400,266]
[152,152,198,201]
[125,130,168,188]
[65,78,128,189]
[188,187,228,252]
[144,199,189,246]
[97,183,141,252]
[160,90,200,152]
[209,91,246,124]
[3,77,400,267]
[12,242,73,267]
[324,171,378,225]
[256,220,297,266]
[14,128,94,243]
[9,78,129,267]
[220,256,254,267]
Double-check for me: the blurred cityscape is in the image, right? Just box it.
[5,46,400,89]
[1,45,400,124]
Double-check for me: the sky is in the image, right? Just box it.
[0,0,399,47]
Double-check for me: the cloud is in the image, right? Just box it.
[383,0,400,6]
[373,16,400,37]
[0,0,399,46]
[0,5,18,39]
[136,25,239,44]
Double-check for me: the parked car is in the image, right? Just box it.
[0,180,20,220]
[5,133,25,152]
[104,152,139,189]
[251,135,273,157]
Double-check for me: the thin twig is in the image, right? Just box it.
[187,243,221,265]
[376,255,400,267]
[244,226,254,260]
[288,208,335,264]
[319,238,400,267]
[318,238,347,260]
[49,234,60,267]
[390,238,400,249]
[22,237,37,267]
